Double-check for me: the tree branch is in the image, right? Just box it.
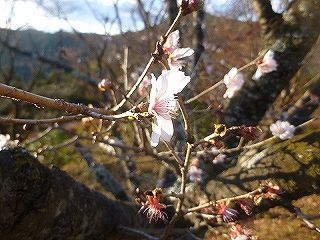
[0,83,135,120]
[0,114,84,125]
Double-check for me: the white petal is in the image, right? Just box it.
[159,115,174,142]
[171,48,194,59]
[150,115,162,147]
[263,50,274,61]
[163,30,180,52]
[269,123,278,134]
[148,74,157,113]
[168,59,184,70]
[161,70,191,95]
[252,69,262,81]
[224,68,238,85]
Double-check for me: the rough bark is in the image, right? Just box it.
[0,148,145,240]
[205,126,320,200]
[223,0,320,126]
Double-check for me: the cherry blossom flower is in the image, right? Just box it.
[148,70,191,147]
[0,134,10,148]
[188,166,203,182]
[263,182,282,199]
[216,202,238,222]
[212,153,227,164]
[223,68,244,98]
[252,50,278,80]
[163,30,194,70]
[138,188,168,223]
[270,120,295,140]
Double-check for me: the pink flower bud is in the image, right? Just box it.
[228,126,262,140]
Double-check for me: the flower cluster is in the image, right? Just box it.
[270,120,295,140]
[179,0,204,15]
[212,153,227,164]
[98,78,112,91]
[228,126,262,141]
[253,182,282,205]
[237,199,254,215]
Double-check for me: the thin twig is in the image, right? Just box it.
[112,9,184,112]
[0,114,83,125]
[222,117,318,154]
[23,126,55,146]
[186,185,267,213]
[294,207,320,233]
[37,135,79,154]
[184,55,261,104]
[162,140,184,165]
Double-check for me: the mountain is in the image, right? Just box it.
[0,14,262,82]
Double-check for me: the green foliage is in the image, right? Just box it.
[27,129,79,167]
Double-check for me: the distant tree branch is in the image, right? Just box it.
[167,0,179,24]
[136,0,151,28]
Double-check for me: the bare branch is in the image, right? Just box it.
[0,115,83,125]
[0,83,135,120]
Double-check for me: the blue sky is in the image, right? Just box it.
[0,0,283,34]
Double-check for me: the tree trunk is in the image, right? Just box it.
[0,148,145,240]
[223,0,320,126]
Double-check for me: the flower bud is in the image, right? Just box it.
[98,78,112,91]
[228,126,262,140]
[214,123,227,137]
[180,0,204,15]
